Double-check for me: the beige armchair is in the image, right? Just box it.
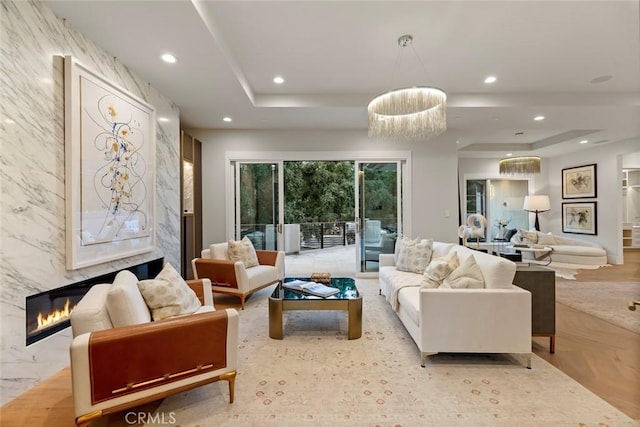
[69,269,238,427]
[192,242,285,309]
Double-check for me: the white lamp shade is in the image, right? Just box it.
[523,195,550,212]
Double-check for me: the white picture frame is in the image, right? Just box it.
[64,56,156,269]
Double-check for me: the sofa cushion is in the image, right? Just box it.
[106,270,151,328]
[137,263,202,321]
[245,264,280,289]
[70,283,113,337]
[397,286,420,327]
[432,241,456,259]
[209,242,230,260]
[396,239,433,273]
[454,246,515,289]
[228,236,260,268]
[422,251,459,288]
[441,254,485,289]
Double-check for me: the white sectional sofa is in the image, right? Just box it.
[511,230,607,265]
[379,242,532,367]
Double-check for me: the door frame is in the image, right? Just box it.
[225,151,412,276]
[355,160,403,278]
[232,161,285,250]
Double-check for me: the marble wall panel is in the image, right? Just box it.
[0,0,180,404]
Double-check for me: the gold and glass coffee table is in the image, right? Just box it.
[269,277,362,340]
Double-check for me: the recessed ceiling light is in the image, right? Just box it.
[579,140,588,144]
[161,53,177,63]
[590,75,612,84]
[273,76,284,84]
[484,76,497,84]
[158,117,170,122]
[506,153,513,157]
[456,140,460,144]
[223,116,232,122]
[515,132,524,136]
[533,115,545,121]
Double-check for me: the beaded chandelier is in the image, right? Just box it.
[368,35,447,141]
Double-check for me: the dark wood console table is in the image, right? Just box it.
[513,265,556,353]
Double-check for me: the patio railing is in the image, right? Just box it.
[240,221,356,251]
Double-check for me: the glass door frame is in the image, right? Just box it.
[355,160,403,277]
[229,160,285,250]
[225,151,411,277]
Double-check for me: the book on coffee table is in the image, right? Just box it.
[282,279,339,297]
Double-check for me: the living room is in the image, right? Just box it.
[2,1,639,425]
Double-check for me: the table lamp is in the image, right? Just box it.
[523,195,550,231]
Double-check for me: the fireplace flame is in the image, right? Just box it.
[34,299,73,332]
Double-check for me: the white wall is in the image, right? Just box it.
[1,1,180,403]
[187,129,460,246]
[549,140,640,264]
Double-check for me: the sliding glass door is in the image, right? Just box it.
[355,161,402,274]
[234,162,284,250]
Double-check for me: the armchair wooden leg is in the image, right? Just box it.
[239,295,245,310]
[220,371,237,403]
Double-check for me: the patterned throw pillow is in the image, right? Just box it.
[441,254,485,289]
[137,263,202,321]
[422,251,460,288]
[227,236,259,268]
[394,236,420,264]
[396,239,433,274]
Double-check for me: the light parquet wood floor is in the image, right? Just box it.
[2,251,639,426]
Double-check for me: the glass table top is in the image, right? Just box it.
[272,277,359,300]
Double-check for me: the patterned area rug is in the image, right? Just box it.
[150,280,636,426]
[556,279,640,334]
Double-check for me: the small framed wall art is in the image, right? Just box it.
[562,163,597,199]
[562,202,597,235]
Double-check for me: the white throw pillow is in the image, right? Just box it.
[422,251,460,288]
[441,254,485,289]
[396,239,433,273]
[106,270,151,327]
[519,228,538,244]
[227,236,259,268]
[137,263,202,321]
[537,233,557,246]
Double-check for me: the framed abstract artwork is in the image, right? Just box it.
[562,164,597,199]
[64,56,156,269]
[562,202,597,235]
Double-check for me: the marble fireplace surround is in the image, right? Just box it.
[1,1,181,404]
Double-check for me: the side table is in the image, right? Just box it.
[513,266,556,353]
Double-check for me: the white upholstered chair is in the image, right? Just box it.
[69,269,238,427]
[192,242,285,309]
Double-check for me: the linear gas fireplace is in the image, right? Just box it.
[26,258,163,346]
